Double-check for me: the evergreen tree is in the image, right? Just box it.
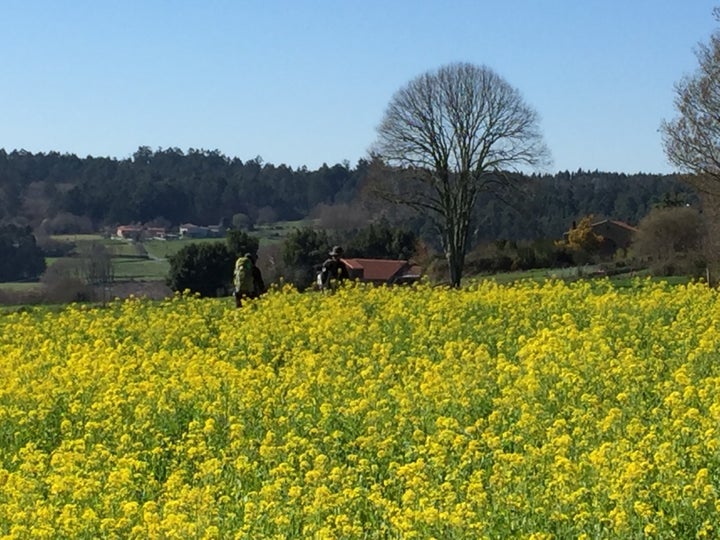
[0,225,46,281]
[166,242,234,297]
[226,229,260,259]
[282,227,330,289]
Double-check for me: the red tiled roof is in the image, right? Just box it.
[342,258,421,282]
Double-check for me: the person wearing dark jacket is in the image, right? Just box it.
[318,245,349,290]
[252,261,265,297]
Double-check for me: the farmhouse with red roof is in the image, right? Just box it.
[341,258,422,285]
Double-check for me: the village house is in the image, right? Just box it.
[115,225,143,240]
[115,225,166,240]
[341,258,422,285]
[145,227,167,239]
[178,223,208,238]
[590,219,637,256]
[179,223,225,238]
[564,218,638,258]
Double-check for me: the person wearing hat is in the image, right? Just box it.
[319,245,349,290]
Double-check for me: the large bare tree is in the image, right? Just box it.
[661,9,720,189]
[661,9,720,270]
[371,62,550,286]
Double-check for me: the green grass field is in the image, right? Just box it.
[111,257,169,280]
[468,265,695,289]
[253,219,318,245]
[142,237,223,259]
[50,234,105,242]
[0,282,43,292]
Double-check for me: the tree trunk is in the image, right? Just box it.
[445,216,468,288]
[701,192,720,285]
[447,248,464,287]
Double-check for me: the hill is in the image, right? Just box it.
[0,148,697,244]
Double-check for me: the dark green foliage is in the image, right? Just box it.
[653,191,692,209]
[56,149,363,227]
[166,242,234,297]
[470,170,698,243]
[282,227,330,289]
[344,220,417,259]
[0,224,46,281]
[0,148,701,248]
[633,206,705,277]
[226,229,260,259]
[278,222,418,289]
[465,239,574,274]
[231,213,252,230]
[35,235,76,257]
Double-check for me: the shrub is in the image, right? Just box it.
[166,242,234,297]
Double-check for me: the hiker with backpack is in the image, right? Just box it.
[233,252,265,308]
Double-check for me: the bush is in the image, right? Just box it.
[43,276,95,303]
[35,234,76,257]
[166,242,234,297]
[226,230,260,259]
[424,256,449,283]
[465,239,574,276]
[0,224,46,281]
[281,227,330,290]
[39,212,94,235]
[343,221,417,260]
[633,206,705,277]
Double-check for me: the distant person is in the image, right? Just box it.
[318,245,349,291]
[233,252,265,307]
[250,255,266,298]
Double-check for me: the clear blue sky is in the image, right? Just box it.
[1,1,717,174]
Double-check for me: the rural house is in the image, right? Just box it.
[115,225,166,240]
[115,225,143,239]
[590,219,637,256]
[179,223,225,238]
[341,258,422,285]
[179,223,209,238]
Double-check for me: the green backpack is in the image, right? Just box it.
[233,256,254,293]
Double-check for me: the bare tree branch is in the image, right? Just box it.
[661,14,720,269]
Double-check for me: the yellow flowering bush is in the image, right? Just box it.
[1,279,719,538]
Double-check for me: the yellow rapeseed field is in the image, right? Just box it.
[1,279,719,539]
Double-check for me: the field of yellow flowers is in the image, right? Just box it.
[1,279,719,539]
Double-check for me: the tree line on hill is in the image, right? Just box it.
[0,147,696,243]
[0,147,364,230]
